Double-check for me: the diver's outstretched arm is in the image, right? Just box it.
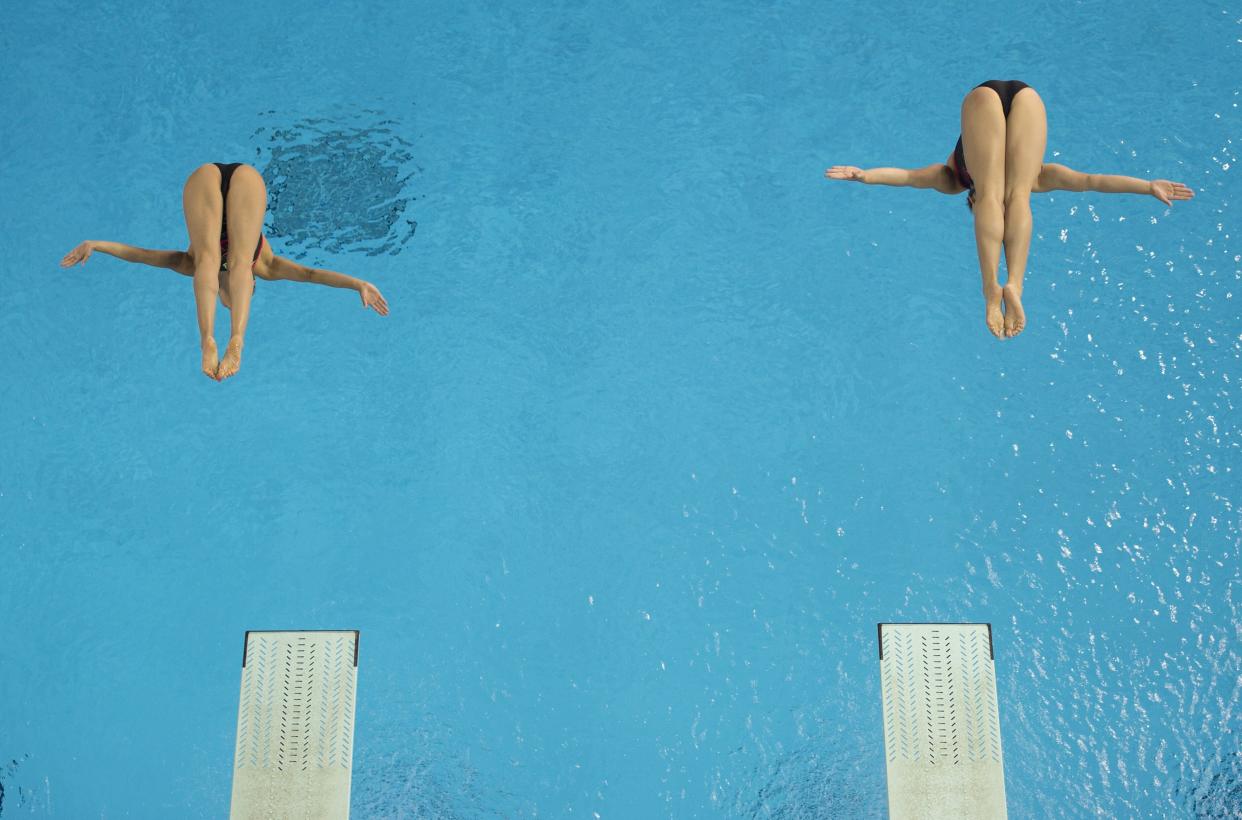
[826,164,964,194]
[60,240,192,274]
[1035,164,1195,206]
[264,255,389,316]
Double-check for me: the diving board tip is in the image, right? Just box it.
[230,629,359,820]
[878,622,1007,820]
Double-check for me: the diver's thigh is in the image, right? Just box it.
[182,164,223,267]
[222,165,267,269]
[1004,89,1048,193]
[961,87,1006,196]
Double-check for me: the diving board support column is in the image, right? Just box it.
[230,630,359,820]
[878,623,1007,820]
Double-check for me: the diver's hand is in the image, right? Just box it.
[1149,179,1194,207]
[825,166,866,182]
[60,241,95,267]
[358,281,389,316]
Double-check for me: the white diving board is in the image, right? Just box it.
[878,623,1007,820]
[230,630,359,820]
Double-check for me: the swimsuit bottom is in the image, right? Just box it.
[214,162,265,272]
[952,80,1032,190]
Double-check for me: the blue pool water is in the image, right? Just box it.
[2,0,1239,816]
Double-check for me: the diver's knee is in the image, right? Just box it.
[1002,186,1032,210]
[225,254,252,276]
[191,248,222,275]
[974,188,1004,211]
[225,264,255,300]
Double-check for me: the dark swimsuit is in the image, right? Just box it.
[952,80,1031,192]
[214,162,265,273]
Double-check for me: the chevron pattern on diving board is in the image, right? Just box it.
[881,626,923,763]
[879,622,1007,820]
[230,630,359,820]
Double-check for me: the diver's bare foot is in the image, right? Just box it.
[1002,283,1026,338]
[216,337,243,380]
[201,338,220,380]
[983,283,1005,339]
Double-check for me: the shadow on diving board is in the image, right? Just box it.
[230,630,359,820]
[878,623,1007,820]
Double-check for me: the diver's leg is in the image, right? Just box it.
[1000,88,1047,338]
[216,164,267,380]
[182,164,224,379]
[961,86,1008,339]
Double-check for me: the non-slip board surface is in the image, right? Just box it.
[878,623,1007,820]
[230,630,359,820]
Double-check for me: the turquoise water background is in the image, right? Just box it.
[1,0,1239,816]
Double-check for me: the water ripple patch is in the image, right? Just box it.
[251,109,421,258]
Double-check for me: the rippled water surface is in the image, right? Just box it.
[1,0,1239,817]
